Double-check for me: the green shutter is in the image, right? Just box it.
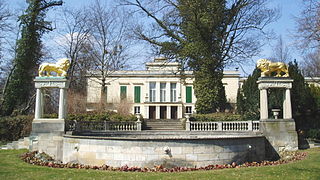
[120,86,127,100]
[134,86,141,103]
[186,86,192,103]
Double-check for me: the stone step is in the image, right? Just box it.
[1,137,30,150]
[144,120,184,130]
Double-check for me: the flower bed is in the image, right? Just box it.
[21,151,307,173]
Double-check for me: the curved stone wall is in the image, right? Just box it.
[63,135,265,168]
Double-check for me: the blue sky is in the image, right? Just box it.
[6,0,304,75]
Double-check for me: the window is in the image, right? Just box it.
[160,83,166,102]
[186,86,192,103]
[149,82,156,102]
[186,106,192,113]
[170,83,177,102]
[134,86,141,103]
[134,106,140,114]
[120,86,127,100]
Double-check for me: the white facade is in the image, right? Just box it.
[87,58,241,119]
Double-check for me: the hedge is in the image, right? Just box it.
[0,115,33,142]
[66,112,137,122]
[190,113,242,122]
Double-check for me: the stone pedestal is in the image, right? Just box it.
[260,119,298,160]
[30,77,69,161]
[257,77,298,159]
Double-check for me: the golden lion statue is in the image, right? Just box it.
[39,58,70,77]
[256,59,289,77]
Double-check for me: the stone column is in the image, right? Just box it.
[166,82,170,102]
[177,82,182,102]
[35,88,42,119]
[167,106,171,119]
[40,89,44,117]
[177,105,182,119]
[64,89,68,118]
[156,82,160,102]
[259,88,268,120]
[58,88,66,119]
[156,106,160,119]
[283,88,292,119]
[145,105,149,119]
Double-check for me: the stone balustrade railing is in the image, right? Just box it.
[66,121,141,132]
[189,121,260,131]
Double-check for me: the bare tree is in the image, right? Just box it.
[55,7,92,92]
[121,0,279,66]
[85,0,131,104]
[295,0,320,77]
[295,0,320,51]
[269,35,291,63]
[0,0,12,76]
[0,0,13,103]
[302,50,320,77]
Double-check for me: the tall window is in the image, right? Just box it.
[160,83,166,102]
[149,82,156,102]
[186,86,192,103]
[120,86,127,101]
[170,83,177,102]
[134,86,141,103]
[134,106,140,114]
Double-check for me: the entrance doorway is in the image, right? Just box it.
[160,106,167,119]
[171,106,178,119]
[149,106,156,119]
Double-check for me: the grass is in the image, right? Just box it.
[0,148,320,180]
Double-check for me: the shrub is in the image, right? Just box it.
[0,115,33,142]
[306,129,320,140]
[190,113,242,122]
[65,111,137,122]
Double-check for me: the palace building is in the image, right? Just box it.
[86,57,241,119]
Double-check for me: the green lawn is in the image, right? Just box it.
[0,148,319,180]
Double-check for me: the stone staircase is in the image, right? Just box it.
[143,119,184,130]
[0,137,30,150]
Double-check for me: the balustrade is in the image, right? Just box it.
[66,121,138,132]
[189,121,260,132]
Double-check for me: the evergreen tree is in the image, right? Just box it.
[179,0,227,113]
[289,61,316,114]
[0,0,62,115]
[237,68,261,120]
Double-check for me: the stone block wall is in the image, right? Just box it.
[63,136,265,168]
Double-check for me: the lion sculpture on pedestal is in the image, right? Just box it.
[256,59,289,77]
[39,58,70,77]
